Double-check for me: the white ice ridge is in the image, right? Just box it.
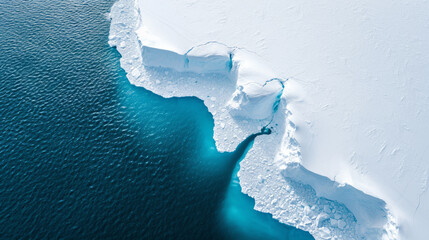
[106,0,415,239]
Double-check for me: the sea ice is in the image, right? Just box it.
[108,0,429,239]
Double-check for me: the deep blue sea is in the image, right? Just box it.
[0,1,313,239]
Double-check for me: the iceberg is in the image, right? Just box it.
[109,0,429,239]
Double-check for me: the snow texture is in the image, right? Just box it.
[109,0,429,239]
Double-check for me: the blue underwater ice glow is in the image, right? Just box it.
[0,0,314,239]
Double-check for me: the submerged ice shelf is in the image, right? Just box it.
[108,0,403,239]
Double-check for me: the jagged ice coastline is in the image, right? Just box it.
[107,0,403,239]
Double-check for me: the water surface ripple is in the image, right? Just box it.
[0,1,313,239]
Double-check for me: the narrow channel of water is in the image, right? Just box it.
[218,128,314,240]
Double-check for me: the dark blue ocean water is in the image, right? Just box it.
[0,1,313,239]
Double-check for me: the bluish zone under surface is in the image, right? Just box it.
[0,0,313,239]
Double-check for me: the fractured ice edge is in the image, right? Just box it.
[108,0,399,239]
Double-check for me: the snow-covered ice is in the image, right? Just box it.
[109,0,429,239]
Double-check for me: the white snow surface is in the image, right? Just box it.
[109,0,429,239]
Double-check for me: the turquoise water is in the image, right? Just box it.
[0,0,313,239]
